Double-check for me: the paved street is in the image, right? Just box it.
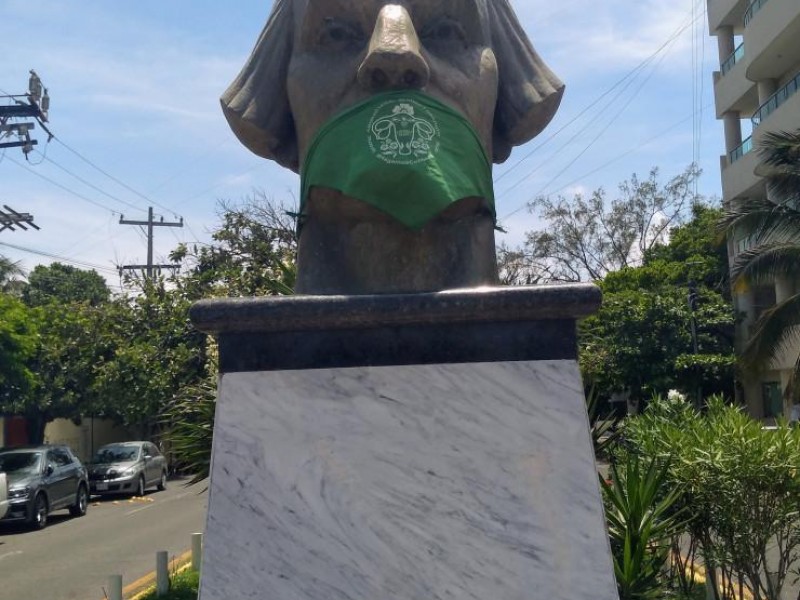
[0,477,207,600]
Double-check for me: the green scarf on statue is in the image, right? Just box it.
[300,90,495,230]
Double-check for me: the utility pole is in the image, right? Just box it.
[0,205,40,233]
[119,207,183,279]
[1,70,53,231]
[0,70,52,156]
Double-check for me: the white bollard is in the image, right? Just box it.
[156,550,169,596]
[191,532,203,572]
[107,575,123,600]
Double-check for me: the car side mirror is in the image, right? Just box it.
[45,464,55,476]
[144,454,152,461]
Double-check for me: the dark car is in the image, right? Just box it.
[0,445,89,529]
[88,441,168,497]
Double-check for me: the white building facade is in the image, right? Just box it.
[708,0,800,418]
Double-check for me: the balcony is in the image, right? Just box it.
[721,144,763,201]
[720,43,745,75]
[744,0,769,26]
[729,136,753,163]
[751,70,800,127]
[714,49,758,117]
[745,0,800,80]
[709,0,748,33]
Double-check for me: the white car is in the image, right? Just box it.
[0,472,9,520]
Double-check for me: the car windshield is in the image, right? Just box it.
[0,451,43,475]
[92,445,140,464]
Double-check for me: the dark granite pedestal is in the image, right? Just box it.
[190,284,619,600]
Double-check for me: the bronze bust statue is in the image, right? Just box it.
[222,0,563,294]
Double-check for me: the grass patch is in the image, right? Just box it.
[137,569,199,600]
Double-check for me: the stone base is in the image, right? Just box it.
[198,360,618,600]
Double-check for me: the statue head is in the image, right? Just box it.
[221,0,564,295]
[221,0,564,173]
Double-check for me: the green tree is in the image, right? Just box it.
[719,130,800,399]
[170,192,297,299]
[580,204,735,405]
[0,293,39,406]
[645,203,731,299]
[622,395,800,600]
[92,280,208,435]
[19,302,109,443]
[22,262,110,307]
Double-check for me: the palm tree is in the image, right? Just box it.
[0,256,25,295]
[719,130,800,401]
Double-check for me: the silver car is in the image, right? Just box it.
[87,442,168,497]
[0,472,8,520]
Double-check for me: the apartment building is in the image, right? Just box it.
[708,0,800,419]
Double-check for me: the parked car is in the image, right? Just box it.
[88,441,168,497]
[0,472,8,520]
[0,445,89,529]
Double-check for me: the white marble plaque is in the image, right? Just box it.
[199,360,618,599]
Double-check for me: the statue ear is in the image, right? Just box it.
[489,0,564,164]
[220,0,299,172]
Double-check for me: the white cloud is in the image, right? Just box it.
[516,0,706,77]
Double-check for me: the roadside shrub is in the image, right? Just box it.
[620,395,800,600]
[137,568,199,600]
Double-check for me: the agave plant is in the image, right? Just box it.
[601,454,686,600]
[719,129,800,401]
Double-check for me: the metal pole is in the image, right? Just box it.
[156,550,169,596]
[191,532,203,572]
[687,279,702,407]
[147,206,154,279]
[107,575,123,600]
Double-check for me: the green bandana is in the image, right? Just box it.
[300,91,495,230]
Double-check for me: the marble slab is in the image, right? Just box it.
[199,360,618,600]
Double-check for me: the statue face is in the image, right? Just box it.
[287,0,499,168]
[221,0,563,172]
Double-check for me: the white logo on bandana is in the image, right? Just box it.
[368,99,440,164]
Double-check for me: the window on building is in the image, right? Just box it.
[752,285,777,320]
[762,382,783,418]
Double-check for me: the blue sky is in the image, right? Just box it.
[0,0,721,292]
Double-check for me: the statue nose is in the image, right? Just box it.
[358,5,430,91]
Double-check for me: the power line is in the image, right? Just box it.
[146,137,232,196]
[33,151,148,215]
[4,154,120,214]
[498,8,706,221]
[51,136,183,219]
[0,240,119,275]
[498,102,714,225]
[497,52,660,199]
[168,161,265,212]
[528,43,673,204]
[493,5,706,192]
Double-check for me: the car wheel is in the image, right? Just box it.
[69,484,88,517]
[135,475,146,497]
[157,471,167,492]
[30,494,48,530]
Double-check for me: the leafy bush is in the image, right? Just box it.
[620,395,800,600]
